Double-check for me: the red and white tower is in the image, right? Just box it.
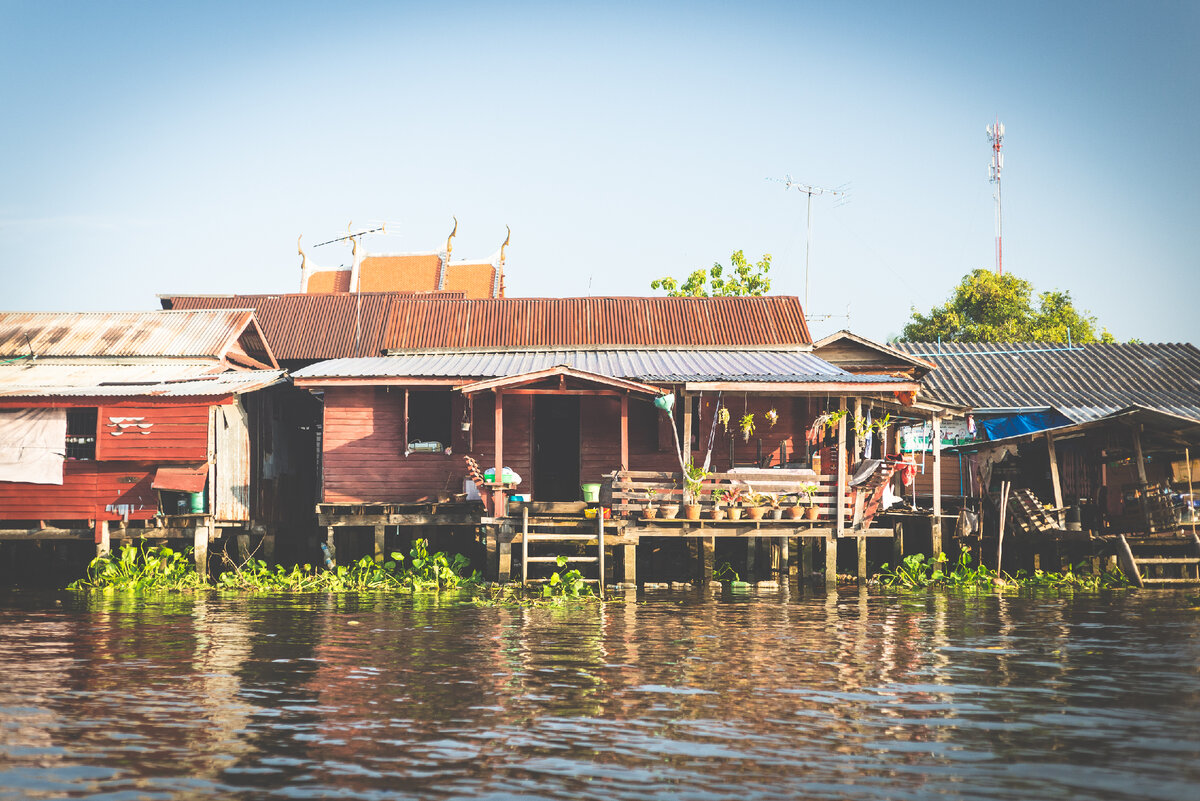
[987,119,1005,275]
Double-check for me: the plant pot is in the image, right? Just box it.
[642,506,659,520]
[770,508,784,520]
[746,506,765,521]
[726,507,743,521]
[710,507,727,520]
[804,506,820,521]
[786,506,803,520]
[659,503,680,520]
[683,504,702,521]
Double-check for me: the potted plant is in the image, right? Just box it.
[785,492,804,519]
[659,486,680,519]
[723,488,745,521]
[739,413,756,442]
[745,491,768,521]
[682,461,709,521]
[709,490,727,520]
[800,482,821,520]
[765,492,783,520]
[641,489,659,520]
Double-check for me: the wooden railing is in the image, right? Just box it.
[609,469,847,521]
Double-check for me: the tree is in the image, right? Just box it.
[651,250,772,297]
[900,269,1114,343]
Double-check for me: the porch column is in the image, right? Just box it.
[1046,431,1065,527]
[620,393,629,469]
[836,396,847,539]
[681,390,692,463]
[494,390,505,515]
[931,413,943,557]
[853,397,863,459]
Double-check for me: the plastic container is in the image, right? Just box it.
[581,483,601,502]
[187,488,206,514]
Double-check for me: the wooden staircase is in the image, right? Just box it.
[520,507,606,597]
[1117,532,1200,588]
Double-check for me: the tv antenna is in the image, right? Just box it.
[767,176,849,315]
[313,223,386,248]
[987,119,1005,274]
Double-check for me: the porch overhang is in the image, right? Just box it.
[457,365,667,398]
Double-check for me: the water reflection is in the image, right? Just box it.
[0,588,1197,800]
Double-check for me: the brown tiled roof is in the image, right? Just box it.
[443,262,499,298]
[306,269,351,293]
[384,296,811,350]
[354,254,441,293]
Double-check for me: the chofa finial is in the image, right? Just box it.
[499,225,511,265]
[446,216,458,258]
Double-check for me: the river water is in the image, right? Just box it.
[0,587,1197,800]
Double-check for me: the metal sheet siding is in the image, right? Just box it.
[0,310,255,358]
[214,400,251,521]
[898,342,1200,421]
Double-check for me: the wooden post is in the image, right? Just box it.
[1046,432,1065,527]
[681,391,692,463]
[261,533,276,562]
[774,538,786,580]
[698,536,715,584]
[194,524,209,579]
[325,526,335,565]
[931,413,943,557]
[497,522,512,582]
[824,534,838,589]
[801,539,814,587]
[836,396,847,539]
[745,538,757,582]
[856,536,867,584]
[620,393,630,469]
[893,521,904,565]
[621,543,637,587]
[1131,424,1148,485]
[787,536,799,583]
[494,390,505,514]
[852,397,863,460]
[373,525,385,564]
[236,532,251,563]
[94,520,110,559]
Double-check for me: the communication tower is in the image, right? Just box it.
[987,119,1005,275]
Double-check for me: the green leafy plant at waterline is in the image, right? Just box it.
[874,551,1130,591]
[68,543,207,591]
[542,555,593,598]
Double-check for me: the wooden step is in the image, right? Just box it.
[1141,577,1200,585]
[1134,557,1200,565]
[525,555,599,563]
[524,533,598,541]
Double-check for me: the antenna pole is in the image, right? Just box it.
[771,176,848,315]
[987,119,1005,275]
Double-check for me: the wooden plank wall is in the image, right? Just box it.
[0,461,156,520]
[95,403,210,462]
[213,401,251,521]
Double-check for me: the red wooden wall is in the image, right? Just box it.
[0,461,157,521]
[94,404,209,462]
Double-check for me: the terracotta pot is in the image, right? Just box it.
[804,506,820,521]
[786,506,803,520]
[727,507,743,521]
[770,508,784,520]
[660,504,680,519]
[642,506,659,520]
[746,506,765,521]
[683,504,702,521]
[710,507,727,520]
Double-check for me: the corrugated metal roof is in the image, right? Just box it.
[896,341,1200,422]
[385,296,812,349]
[163,292,458,361]
[0,362,286,398]
[0,310,256,359]
[291,349,908,384]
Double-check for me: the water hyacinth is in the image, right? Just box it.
[873,550,1130,591]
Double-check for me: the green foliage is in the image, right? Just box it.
[874,550,1130,591]
[682,460,710,505]
[70,538,477,594]
[901,269,1115,344]
[651,250,772,297]
[712,561,740,583]
[68,543,207,592]
[541,555,594,599]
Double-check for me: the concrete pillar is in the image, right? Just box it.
[857,536,867,584]
[773,538,786,580]
[374,525,386,563]
[931,413,943,558]
[824,534,838,590]
[235,533,251,563]
[95,520,110,559]
[787,537,800,583]
[801,539,814,588]
[892,521,904,566]
[621,543,637,587]
[194,524,209,579]
[497,522,512,582]
[325,526,336,567]
[698,536,715,584]
[260,534,276,563]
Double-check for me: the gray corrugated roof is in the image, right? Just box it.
[0,362,286,398]
[291,349,910,384]
[895,342,1200,422]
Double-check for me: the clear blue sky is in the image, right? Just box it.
[2,1,1196,343]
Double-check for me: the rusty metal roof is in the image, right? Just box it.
[162,292,461,361]
[0,310,263,360]
[897,341,1200,422]
[0,362,286,398]
[291,348,906,385]
[384,296,812,349]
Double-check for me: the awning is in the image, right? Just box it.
[457,365,666,397]
[152,463,209,492]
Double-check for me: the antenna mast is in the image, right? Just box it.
[770,176,848,315]
[987,119,1005,275]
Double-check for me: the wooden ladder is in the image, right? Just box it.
[1117,532,1200,588]
[520,506,606,598]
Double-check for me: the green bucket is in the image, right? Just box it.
[187,488,207,514]
[581,483,601,503]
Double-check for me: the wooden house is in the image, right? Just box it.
[289,296,945,586]
[0,310,313,575]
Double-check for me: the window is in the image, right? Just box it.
[66,408,97,459]
[406,390,451,448]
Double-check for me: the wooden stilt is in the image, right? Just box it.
[824,534,838,589]
[893,521,904,565]
[931,413,943,559]
[621,543,637,587]
[774,538,786,580]
[699,536,715,584]
[856,536,867,584]
[801,539,814,588]
[260,533,276,562]
[235,533,251,563]
[95,520,110,559]
[787,537,799,583]
[194,524,209,579]
[497,522,512,583]
[745,537,757,582]
[373,525,385,563]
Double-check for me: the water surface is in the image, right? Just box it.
[1,587,1197,800]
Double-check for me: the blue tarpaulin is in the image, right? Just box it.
[978,411,1074,440]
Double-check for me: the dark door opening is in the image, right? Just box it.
[533,396,581,501]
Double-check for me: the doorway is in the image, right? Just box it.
[533,396,581,501]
